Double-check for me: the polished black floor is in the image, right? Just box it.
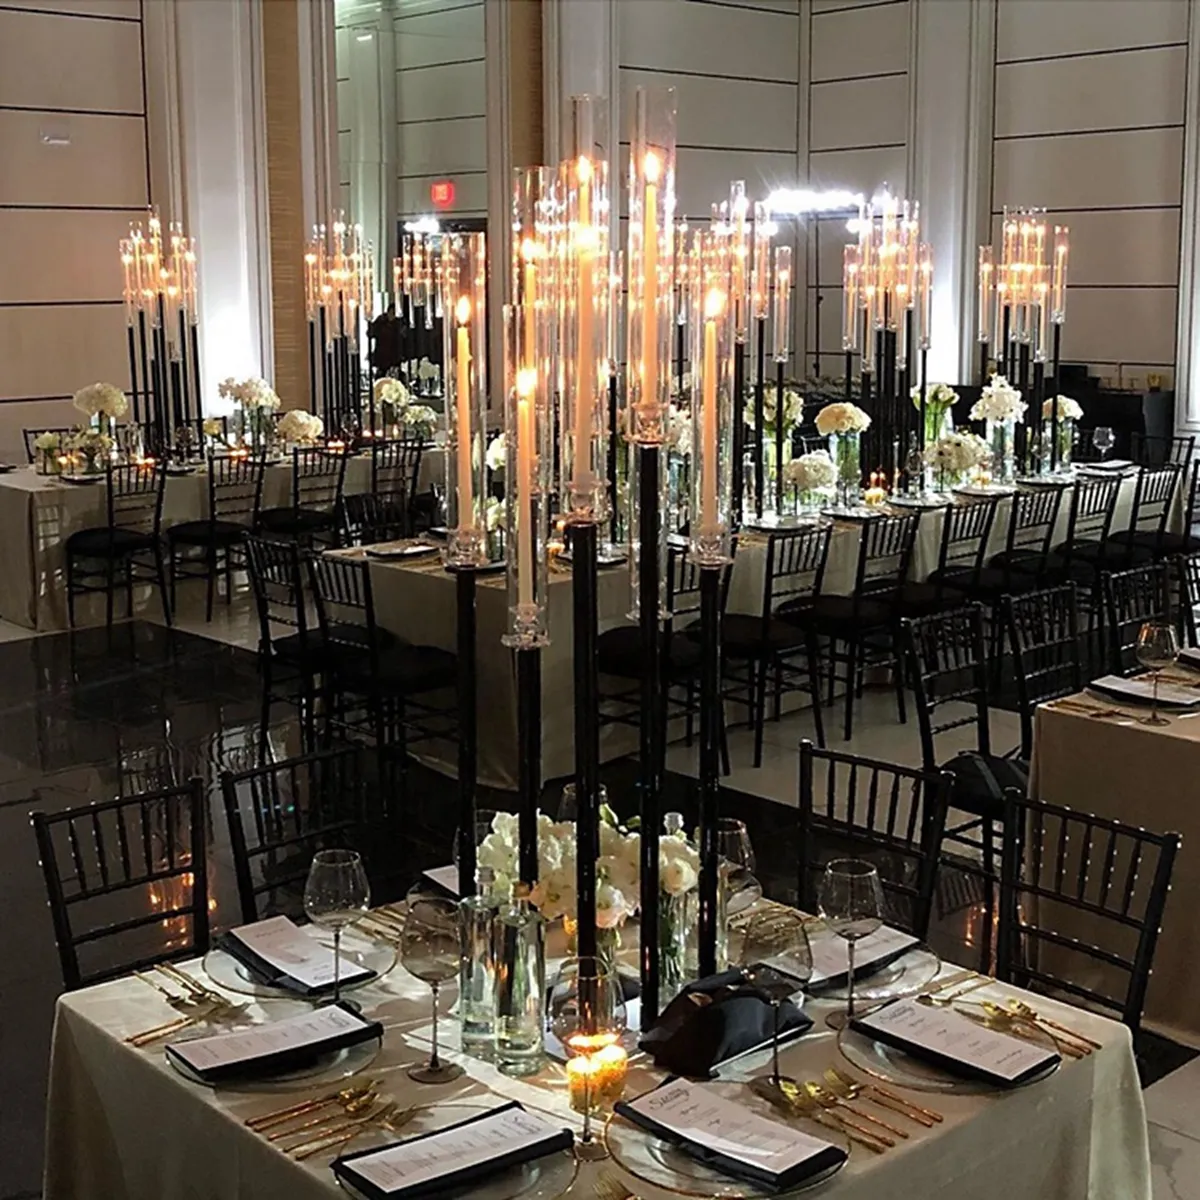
[0,621,1193,1198]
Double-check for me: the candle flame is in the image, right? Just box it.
[704,287,725,321]
[516,368,536,398]
[455,295,471,325]
[520,237,539,262]
[644,151,661,184]
[577,155,593,184]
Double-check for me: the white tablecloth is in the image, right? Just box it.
[44,938,1150,1200]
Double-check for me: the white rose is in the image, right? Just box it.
[661,857,699,896]
[595,882,631,929]
[1043,394,1083,421]
[784,450,836,492]
[815,402,871,436]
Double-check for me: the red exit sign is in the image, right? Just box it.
[430,180,456,209]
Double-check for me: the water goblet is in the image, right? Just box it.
[400,894,464,1083]
[303,849,370,1009]
[1093,426,1115,460]
[1136,621,1179,727]
[818,858,884,1031]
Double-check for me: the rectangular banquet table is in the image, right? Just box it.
[1030,695,1195,1038]
[44,930,1151,1200]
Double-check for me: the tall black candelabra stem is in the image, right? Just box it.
[136,310,153,448]
[189,322,201,433]
[1000,308,1011,381]
[843,350,853,404]
[308,320,318,414]
[126,325,140,425]
[697,565,722,978]
[319,307,330,430]
[918,349,929,491]
[1034,360,1048,473]
[979,341,990,389]
[571,521,600,959]
[774,360,785,514]
[732,341,746,526]
[516,648,541,885]
[637,445,663,1028]
[902,308,915,462]
[177,310,191,429]
[676,319,686,401]
[1050,323,1062,472]
[1017,341,1032,472]
[753,320,766,520]
[607,372,619,543]
[454,565,478,897]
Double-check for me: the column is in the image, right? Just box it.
[1175,0,1200,432]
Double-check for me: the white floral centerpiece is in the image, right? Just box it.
[1042,394,1082,472]
[202,417,226,449]
[783,450,836,516]
[66,428,114,475]
[372,376,412,433]
[485,431,507,475]
[1043,394,1083,422]
[926,430,990,492]
[814,402,871,437]
[744,385,804,436]
[73,383,128,438]
[668,403,693,456]
[911,381,958,444]
[34,431,64,475]
[276,409,324,447]
[401,403,438,440]
[970,374,1025,482]
[815,402,870,509]
[219,376,280,452]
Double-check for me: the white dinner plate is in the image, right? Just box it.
[808,944,941,1004]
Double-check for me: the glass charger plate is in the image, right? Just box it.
[836,1020,1060,1095]
[202,927,398,999]
[808,944,941,1004]
[335,1103,579,1200]
[167,1029,382,1093]
[604,1083,847,1198]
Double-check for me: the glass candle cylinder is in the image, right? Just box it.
[773,244,792,363]
[626,86,677,446]
[1052,225,1069,324]
[440,232,488,566]
[977,245,994,345]
[841,244,860,352]
[751,201,771,324]
[728,181,750,345]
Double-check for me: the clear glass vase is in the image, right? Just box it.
[659,890,691,1003]
[986,418,1016,483]
[1043,416,1074,474]
[828,431,862,511]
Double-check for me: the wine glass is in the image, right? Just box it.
[549,956,626,1160]
[717,817,761,915]
[1093,426,1115,460]
[1136,621,1179,727]
[400,894,464,1083]
[818,859,884,1031]
[736,909,812,1091]
[303,849,370,1008]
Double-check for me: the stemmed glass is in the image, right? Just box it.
[736,909,812,1093]
[400,894,464,1083]
[1093,426,1115,460]
[303,849,370,1009]
[1137,621,1180,727]
[818,859,884,1031]
[549,956,626,1160]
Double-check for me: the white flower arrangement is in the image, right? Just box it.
[970,374,1026,423]
[67,428,114,461]
[406,357,440,384]
[484,496,505,532]
[744,385,804,433]
[218,377,280,411]
[276,409,324,445]
[668,403,693,455]
[374,377,412,408]
[73,382,128,421]
[202,417,224,439]
[34,431,62,452]
[910,381,959,413]
[926,430,990,477]
[815,402,871,436]
[485,431,507,473]
[402,404,438,438]
[784,450,837,492]
[1043,394,1083,421]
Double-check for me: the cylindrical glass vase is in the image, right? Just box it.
[987,418,1016,484]
[828,431,862,511]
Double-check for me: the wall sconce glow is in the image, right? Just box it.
[403,216,441,235]
[766,188,865,216]
[355,32,373,41]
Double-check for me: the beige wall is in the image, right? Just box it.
[0,0,148,458]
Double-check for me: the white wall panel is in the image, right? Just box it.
[397,172,487,217]
[1060,287,1178,366]
[995,46,1186,139]
[804,285,849,357]
[396,60,486,122]
[812,0,905,10]
[0,397,74,462]
[814,214,858,286]
[809,75,908,151]
[396,115,486,176]
[0,304,130,399]
[0,0,138,15]
[0,209,136,303]
[996,0,1188,64]
[393,3,483,69]
[619,68,798,153]
[673,146,799,219]
[619,0,799,82]
[0,110,147,207]
[993,128,1184,211]
[810,3,909,82]
[809,144,907,197]
[0,8,143,113]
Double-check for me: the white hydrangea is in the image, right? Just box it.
[970,374,1026,423]
[277,410,324,445]
[815,402,871,436]
[926,430,990,477]
[73,382,128,420]
[744,386,804,432]
[1043,394,1083,421]
[374,377,411,408]
[784,450,837,492]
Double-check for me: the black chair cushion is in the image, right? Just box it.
[1012,552,1102,586]
[987,548,1046,574]
[271,623,391,667]
[935,565,1043,600]
[257,507,336,534]
[167,519,249,546]
[66,527,156,557]
[1127,530,1200,556]
[598,626,702,678]
[694,612,810,656]
[1102,534,1158,566]
[778,594,893,633]
[942,751,1029,817]
[892,581,970,618]
[335,643,457,694]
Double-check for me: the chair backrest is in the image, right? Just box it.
[1102,562,1173,676]
[292,447,348,513]
[935,496,1000,582]
[1005,485,1066,559]
[901,604,992,772]
[998,790,1180,1032]
[762,525,832,624]
[666,538,737,623]
[244,535,310,652]
[307,553,383,658]
[1062,476,1121,553]
[855,512,921,598]
[32,778,209,990]
[221,745,378,923]
[1122,464,1181,545]
[1132,432,1195,469]
[1002,584,1083,760]
[1179,551,1200,644]
[340,491,407,547]
[207,452,266,526]
[798,741,953,941]
[106,461,167,536]
[23,427,74,463]
[371,437,423,507]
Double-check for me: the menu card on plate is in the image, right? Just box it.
[1088,674,1200,709]
[165,1003,382,1084]
[805,924,920,990]
[332,1103,572,1200]
[1178,647,1200,671]
[220,915,376,995]
[851,997,1060,1087]
[615,1079,846,1192]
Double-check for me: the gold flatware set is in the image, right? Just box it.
[126,964,246,1047]
[354,904,407,944]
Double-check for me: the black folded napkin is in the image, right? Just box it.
[218,928,377,997]
[332,1102,573,1200]
[165,1002,383,1084]
[614,1080,846,1195]
[639,970,812,1079]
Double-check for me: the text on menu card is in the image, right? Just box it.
[230,915,372,988]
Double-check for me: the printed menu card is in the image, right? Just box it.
[165,1003,382,1083]
[851,997,1060,1087]
[222,915,375,994]
[332,1103,572,1199]
[806,924,919,989]
[616,1078,846,1191]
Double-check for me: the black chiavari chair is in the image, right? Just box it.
[1131,431,1194,470]
[371,436,423,523]
[257,447,349,546]
[897,495,1001,617]
[339,492,408,547]
[1104,464,1182,567]
[32,779,209,990]
[1101,562,1173,677]
[1178,551,1200,644]
[22,426,74,464]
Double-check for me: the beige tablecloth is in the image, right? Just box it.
[43,935,1150,1200]
[1030,697,1195,1038]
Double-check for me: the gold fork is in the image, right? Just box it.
[822,1068,941,1127]
[802,1082,907,1141]
[245,1080,380,1131]
[267,1092,379,1141]
[290,1102,404,1161]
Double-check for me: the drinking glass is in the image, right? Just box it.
[1093,426,1115,460]
[736,909,812,1088]
[717,817,762,915]
[549,956,626,1160]
[452,808,501,881]
[400,894,464,1083]
[1136,621,1179,727]
[303,849,370,1008]
[818,859,884,1031]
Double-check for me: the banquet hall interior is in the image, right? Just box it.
[6,0,1200,1197]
